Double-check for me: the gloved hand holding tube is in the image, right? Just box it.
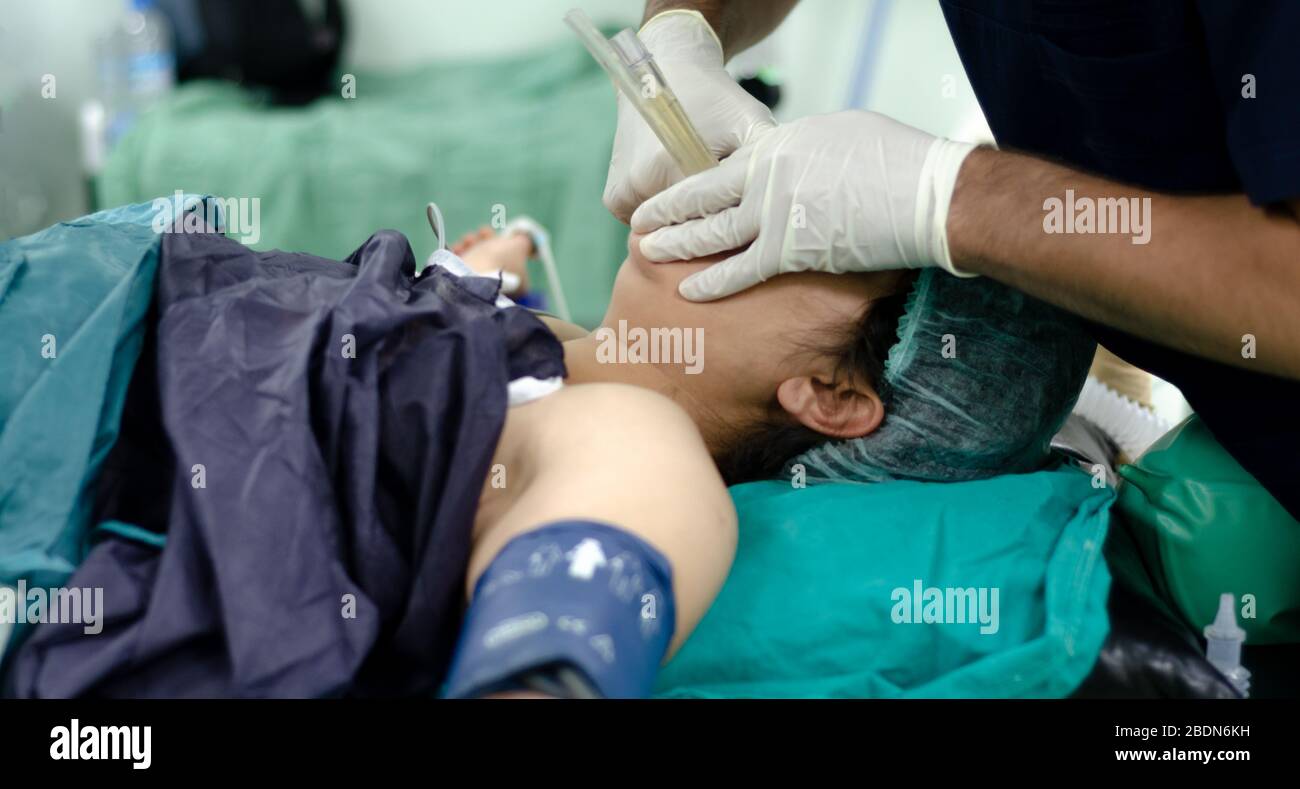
[631,110,979,302]
[603,9,777,223]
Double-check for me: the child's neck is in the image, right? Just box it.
[562,334,732,457]
[562,334,672,394]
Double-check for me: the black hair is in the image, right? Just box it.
[712,284,913,485]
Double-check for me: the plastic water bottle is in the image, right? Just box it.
[1204,593,1251,697]
[96,0,175,147]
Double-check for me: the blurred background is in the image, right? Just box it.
[0,0,996,328]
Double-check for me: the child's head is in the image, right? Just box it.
[598,233,912,483]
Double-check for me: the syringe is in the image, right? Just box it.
[565,9,719,176]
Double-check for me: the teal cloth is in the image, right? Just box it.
[0,200,167,658]
[656,463,1113,698]
[98,42,630,328]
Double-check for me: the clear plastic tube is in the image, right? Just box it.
[565,9,718,176]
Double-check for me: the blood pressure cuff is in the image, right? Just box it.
[443,521,675,699]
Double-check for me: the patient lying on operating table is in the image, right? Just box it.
[4,198,1089,699]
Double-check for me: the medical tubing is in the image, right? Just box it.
[565,9,718,176]
[505,217,572,322]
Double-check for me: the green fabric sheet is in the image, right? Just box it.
[1118,415,1300,645]
[98,43,629,328]
[656,464,1114,698]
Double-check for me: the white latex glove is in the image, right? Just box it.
[603,10,777,224]
[631,111,979,301]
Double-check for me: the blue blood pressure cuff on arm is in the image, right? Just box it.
[442,521,676,699]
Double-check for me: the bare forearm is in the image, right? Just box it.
[948,147,1300,379]
[644,0,800,59]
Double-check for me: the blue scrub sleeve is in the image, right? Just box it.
[1196,0,1300,205]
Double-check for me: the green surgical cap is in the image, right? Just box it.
[791,269,1096,483]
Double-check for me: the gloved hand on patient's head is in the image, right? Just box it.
[603,10,777,224]
[631,111,978,302]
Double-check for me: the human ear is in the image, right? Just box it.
[774,375,884,439]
